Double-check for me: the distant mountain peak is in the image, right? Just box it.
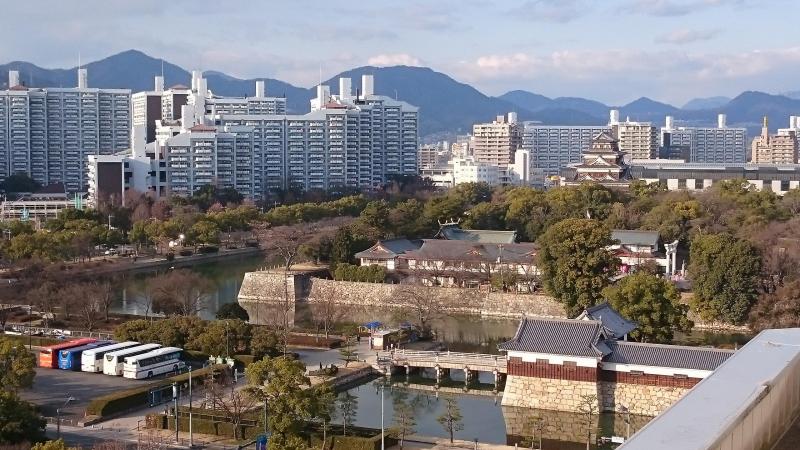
[2,49,800,137]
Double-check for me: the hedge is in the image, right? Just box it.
[86,364,228,418]
[0,334,60,347]
[330,435,397,450]
[149,412,394,448]
[157,415,262,440]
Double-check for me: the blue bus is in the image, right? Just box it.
[58,341,114,370]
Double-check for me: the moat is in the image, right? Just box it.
[107,257,751,446]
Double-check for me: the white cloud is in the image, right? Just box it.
[511,0,589,23]
[450,46,800,103]
[656,28,719,44]
[623,0,746,17]
[367,54,422,67]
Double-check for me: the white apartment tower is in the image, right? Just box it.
[472,113,522,169]
[154,73,418,199]
[609,110,659,160]
[661,114,747,163]
[0,68,131,191]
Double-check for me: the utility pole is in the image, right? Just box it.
[381,382,385,450]
[189,367,193,448]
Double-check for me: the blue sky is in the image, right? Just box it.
[2,0,797,105]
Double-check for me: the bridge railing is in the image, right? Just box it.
[380,349,508,369]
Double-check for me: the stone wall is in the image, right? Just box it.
[502,374,690,417]
[238,270,566,325]
[502,375,600,411]
[238,271,298,327]
[599,382,689,416]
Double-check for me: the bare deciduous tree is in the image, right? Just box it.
[205,374,258,440]
[311,283,346,340]
[397,285,443,337]
[152,269,212,316]
[577,394,599,450]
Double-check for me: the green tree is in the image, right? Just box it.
[337,391,358,436]
[0,390,46,444]
[537,219,619,316]
[359,200,391,231]
[689,233,762,324]
[190,319,251,357]
[602,273,693,343]
[388,199,425,238]
[250,327,281,359]
[190,219,221,246]
[463,202,508,230]
[0,337,36,391]
[216,303,250,321]
[245,356,325,448]
[389,397,416,449]
[1,172,40,194]
[31,439,76,450]
[338,336,358,367]
[436,396,464,444]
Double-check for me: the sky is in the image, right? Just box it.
[1,0,798,106]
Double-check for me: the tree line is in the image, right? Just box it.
[281,180,800,333]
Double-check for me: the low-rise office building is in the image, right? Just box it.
[630,162,800,195]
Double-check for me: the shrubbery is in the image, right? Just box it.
[333,263,386,283]
[86,365,227,418]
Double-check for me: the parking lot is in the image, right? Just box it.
[19,367,146,421]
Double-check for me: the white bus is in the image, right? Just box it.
[122,347,184,380]
[103,343,162,376]
[81,342,139,373]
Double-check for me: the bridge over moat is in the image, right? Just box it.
[378,349,508,389]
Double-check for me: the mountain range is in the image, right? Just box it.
[2,49,799,138]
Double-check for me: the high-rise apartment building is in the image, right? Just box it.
[116,73,420,201]
[0,69,130,191]
[752,116,798,164]
[609,110,658,160]
[522,124,611,177]
[660,114,747,163]
[472,113,522,169]
[211,75,417,194]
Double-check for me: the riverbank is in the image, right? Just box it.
[81,246,263,276]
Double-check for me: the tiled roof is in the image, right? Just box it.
[400,239,536,265]
[354,238,421,259]
[435,225,516,244]
[612,230,660,248]
[189,124,217,132]
[576,302,638,339]
[603,341,734,371]
[498,317,609,358]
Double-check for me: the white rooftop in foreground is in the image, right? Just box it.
[619,328,800,450]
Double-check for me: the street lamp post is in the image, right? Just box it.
[173,382,179,443]
[27,304,32,349]
[381,382,385,450]
[56,396,75,438]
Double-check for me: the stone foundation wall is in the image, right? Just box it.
[501,374,690,417]
[238,270,566,325]
[599,381,689,416]
[502,375,600,411]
